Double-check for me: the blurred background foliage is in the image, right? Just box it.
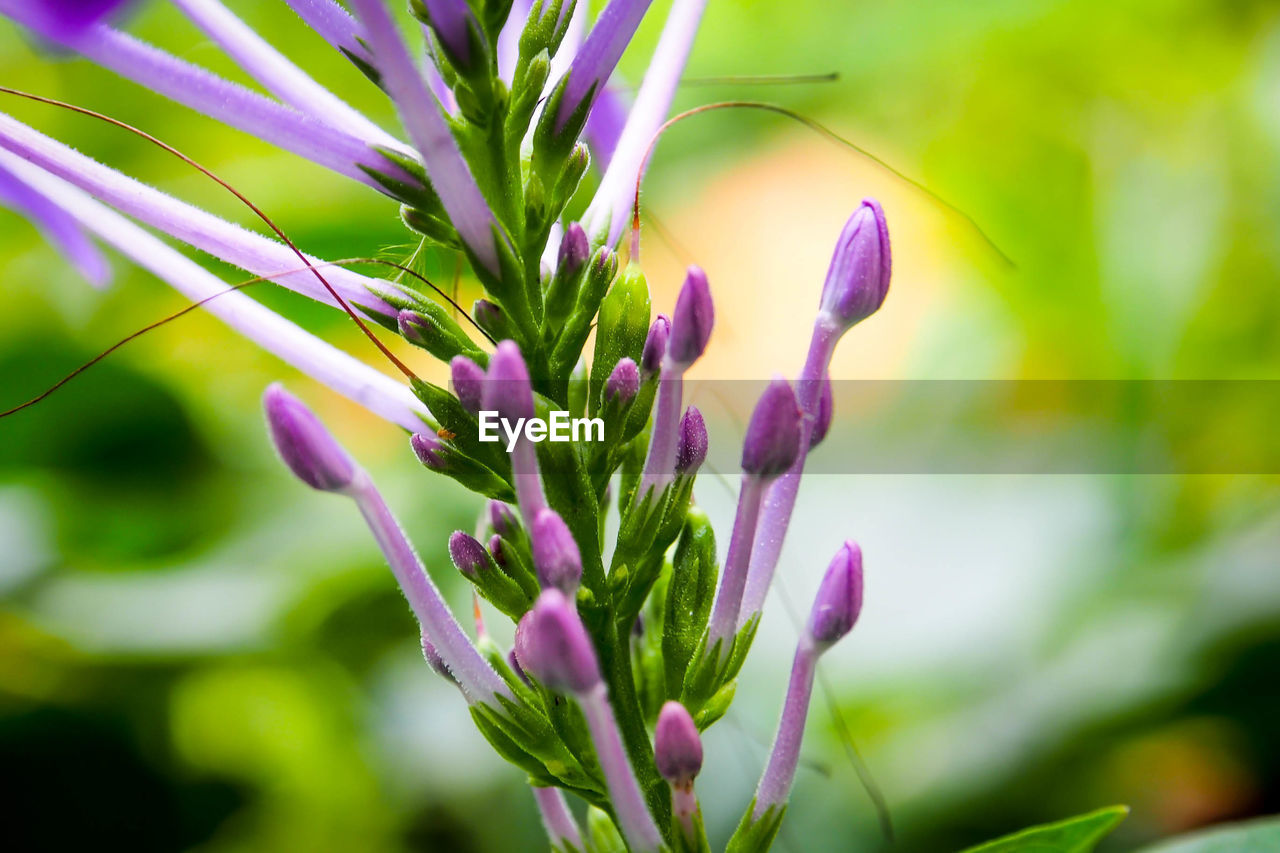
[2,0,1279,850]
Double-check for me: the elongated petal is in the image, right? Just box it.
[172,0,403,150]
[0,4,403,187]
[8,0,132,43]
[555,0,654,132]
[0,149,424,429]
[531,786,583,852]
[348,0,500,274]
[0,159,109,287]
[0,111,394,316]
[496,0,534,81]
[582,0,706,244]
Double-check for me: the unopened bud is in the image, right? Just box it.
[654,701,703,786]
[530,508,582,594]
[667,267,713,366]
[807,540,864,648]
[263,384,359,493]
[741,377,803,479]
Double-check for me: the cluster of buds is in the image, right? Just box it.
[2,0,891,849]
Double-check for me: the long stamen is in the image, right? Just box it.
[171,0,404,151]
[0,150,423,429]
[582,0,706,245]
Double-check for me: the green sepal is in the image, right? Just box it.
[551,247,619,379]
[493,531,543,601]
[568,357,589,418]
[339,45,381,87]
[542,234,593,335]
[410,378,512,477]
[680,617,759,724]
[468,224,535,340]
[588,264,651,415]
[674,806,711,853]
[473,695,600,795]
[415,438,516,502]
[365,146,449,216]
[464,558,533,621]
[396,297,489,365]
[725,801,786,853]
[585,805,627,853]
[411,0,491,86]
[532,73,596,184]
[507,50,550,159]
[662,509,718,698]
[401,204,463,249]
[634,564,669,720]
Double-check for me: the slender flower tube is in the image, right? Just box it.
[483,341,547,525]
[582,0,707,244]
[639,268,712,497]
[266,387,509,706]
[752,542,863,818]
[0,111,396,316]
[532,786,583,852]
[655,700,703,841]
[451,355,486,415]
[0,159,109,287]
[284,0,370,59]
[348,0,501,274]
[674,406,707,476]
[0,150,423,428]
[516,590,663,852]
[552,0,655,132]
[530,508,582,594]
[171,0,404,150]
[740,200,890,623]
[705,377,803,651]
[0,6,404,186]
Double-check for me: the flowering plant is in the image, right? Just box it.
[3,1,947,850]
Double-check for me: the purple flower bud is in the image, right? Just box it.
[448,530,490,578]
[472,298,507,338]
[515,589,601,693]
[654,701,703,786]
[641,314,669,377]
[818,199,891,331]
[557,221,590,279]
[418,0,477,68]
[397,309,429,346]
[807,541,864,648]
[667,266,713,366]
[263,384,359,493]
[488,533,507,567]
[606,357,641,403]
[740,377,803,479]
[410,432,447,471]
[530,508,582,594]
[488,500,518,536]
[450,356,486,415]
[675,407,707,475]
[809,376,834,449]
[482,340,535,421]
[507,646,529,685]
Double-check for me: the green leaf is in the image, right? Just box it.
[960,806,1129,853]
[1134,816,1280,853]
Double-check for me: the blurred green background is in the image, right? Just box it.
[2,0,1279,850]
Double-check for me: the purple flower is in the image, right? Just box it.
[583,81,630,171]
[557,220,591,279]
[654,701,702,786]
[263,384,360,493]
[675,406,707,475]
[530,508,583,594]
[641,314,670,378]
[667,266,713,367]
[752,541,867,818]
[448,530,490,579]
[606,357,641,403]
[818,199,891,331]
[553,0,655,132]
[488,500,518,536]
[515,589,600,693]
[451,355,486,415]
[807,540,864,648]
[740,377,802,479]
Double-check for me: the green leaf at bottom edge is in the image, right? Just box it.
[959,805,1129,853]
